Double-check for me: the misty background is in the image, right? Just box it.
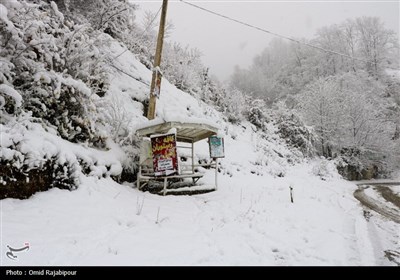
[137,0,399,80]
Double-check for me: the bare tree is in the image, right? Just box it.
[298,77,343,157]
[355,17,397,76]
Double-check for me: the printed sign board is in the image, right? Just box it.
[209,136,225,158]
[151,133,178,176]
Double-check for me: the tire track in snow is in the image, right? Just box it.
[353,183,400,266]
[354,187,400,224]
[375,186,400,208]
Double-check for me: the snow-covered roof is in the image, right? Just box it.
[136,121,218,143]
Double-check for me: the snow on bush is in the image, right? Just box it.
[0,0,128,198]
[50,1,64,22]
[0,84,22,113]
[246,99,268,130]
[222,87,248,123]
[0,110,127,199]
[311,158,341,181]
[0,0,111,146]
[0,116,80,199]
[0,3,15,32]
[275,110,316,158]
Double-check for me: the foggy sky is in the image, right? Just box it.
[135,0,400,81]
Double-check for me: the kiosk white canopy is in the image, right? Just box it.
[136,121,218,143]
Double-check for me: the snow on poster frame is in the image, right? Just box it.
[209,135,225,158]
[151,133,178,176]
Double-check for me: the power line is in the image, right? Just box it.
[107,5,162,87]
[113,4,162,60]
[179,0,360,61]
[179,0,400,70]
[109,63,150,87]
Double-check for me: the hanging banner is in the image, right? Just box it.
[151,133,178,176]
[209,135,225,158]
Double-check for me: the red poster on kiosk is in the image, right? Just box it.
[151,133,178,176]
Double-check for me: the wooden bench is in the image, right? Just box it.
[137,172,204,196]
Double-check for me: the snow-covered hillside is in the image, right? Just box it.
[2,33,399,266]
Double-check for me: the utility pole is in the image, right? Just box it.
[147,0,168,120]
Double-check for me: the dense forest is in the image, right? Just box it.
[229,17,400,178]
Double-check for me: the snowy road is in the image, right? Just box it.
[354,183,400,224]
[353,182,400,266]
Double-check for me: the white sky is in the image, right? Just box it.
[134,0,400,81]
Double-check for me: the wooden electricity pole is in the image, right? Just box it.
[147,0,168,120]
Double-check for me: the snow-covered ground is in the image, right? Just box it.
[2,161,398,266]
[1,39,399,266]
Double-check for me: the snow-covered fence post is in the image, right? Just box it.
[136,196,145,215]
[289,186,294,203]
[156,207,160,224]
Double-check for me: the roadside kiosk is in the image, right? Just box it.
[136,121,224,195]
